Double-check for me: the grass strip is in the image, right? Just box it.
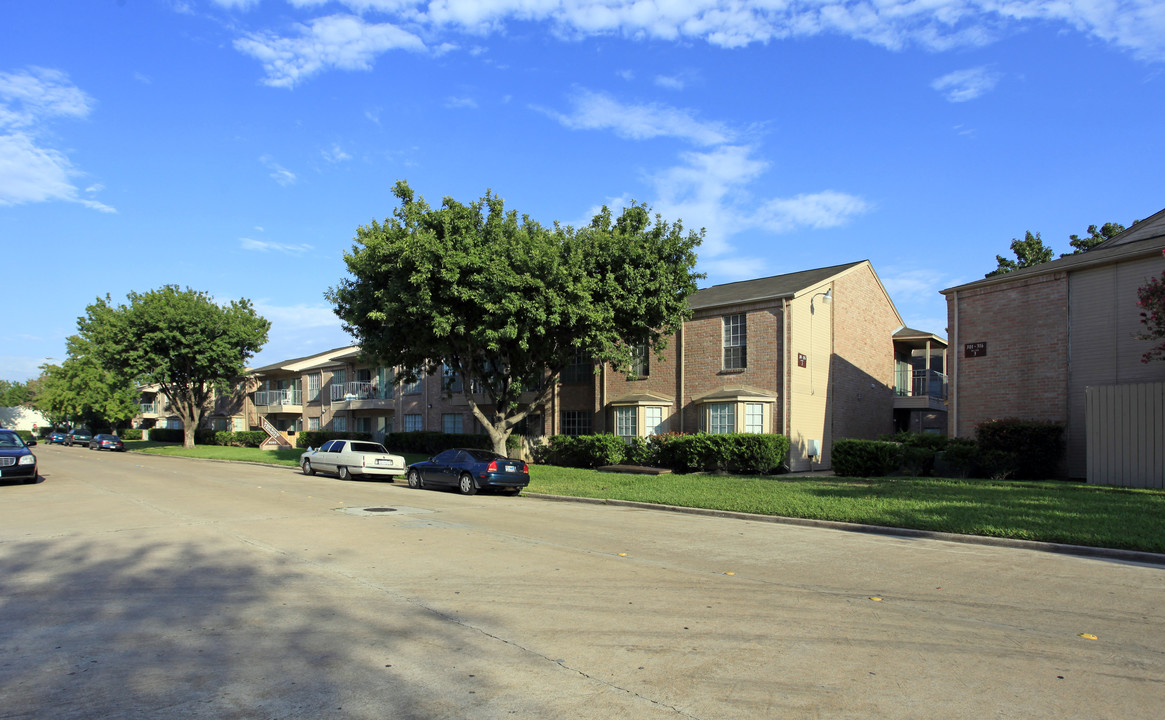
[122,442,1165,553]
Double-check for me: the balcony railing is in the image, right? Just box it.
[255,389,303,406]
[330,381,392,402]
[895,369,948,400]
[140,403,162,415]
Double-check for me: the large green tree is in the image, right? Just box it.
[986,231,1055,277]
[327,181,703,455]
[0,379,32,407]
[81,286,270,448]
[34,335,139,431]
[1064,222,1126,256]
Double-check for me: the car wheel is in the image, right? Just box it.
[338,466,351,481]
[458,473,478,496]
[407,469,422,489]
[302,459,314,476]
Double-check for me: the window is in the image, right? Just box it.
[307,373,321,401]
[442,413,463,434]
[744,403,763,434]
[723,314,747,370]
[709,403,735,434]
[404,414,423,432]
[232,417,245,432]
[645,406,664,436]
[332,416,347,432]
[377,367,393,399]
[308,416,320,431]
[630,343,649,379]
[562,410,591,436]
[355,416,371,434]
[401,371,422,395]
[442,363,463,393]
[614,406,636,439]
[561,349,592,383]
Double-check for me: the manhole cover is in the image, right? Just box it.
[364,507,397,513]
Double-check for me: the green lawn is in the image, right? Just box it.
[121,441,1165,554]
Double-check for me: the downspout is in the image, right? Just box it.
[677,322,685,433]
[782,297,791,438]
[950,290,958,438]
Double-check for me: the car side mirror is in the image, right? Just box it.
[26,437,37,447]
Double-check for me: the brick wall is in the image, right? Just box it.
[830,265,899,443]
[948,273,1069,437]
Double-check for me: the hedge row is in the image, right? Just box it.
[537,432,791,475]
[377,431,521,455]
[295,430,374,449]
[833,420,1065,479]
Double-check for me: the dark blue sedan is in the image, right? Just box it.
[406,448,529,496]
[0,430,38,484]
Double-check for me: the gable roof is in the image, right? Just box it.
[689,261,866,310]
[942,206,1165,296]
[250,345,356,375]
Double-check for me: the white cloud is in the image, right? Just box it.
[322,143,352,162]
[444,95,478,109]
[0,67,113,212]
[228,2,1165,85]
[931,66,1001,102]
[538,88,732,146]
[654,74,685,90]
[240,237,314,255]
[260,155,297,186]
[234,13,426,88]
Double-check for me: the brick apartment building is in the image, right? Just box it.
[941,207,1165,480]
[139,260,947,471]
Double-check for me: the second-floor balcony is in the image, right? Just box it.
[894,369,948,410]
[254,388,303,411]
[139,402,168,417]
[330,381,393,409]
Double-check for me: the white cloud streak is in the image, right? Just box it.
[228,2,1165,88]
[537,88,732,146]
[932,66,1001,102]
[0,67,114,212]
[240,237,314,255]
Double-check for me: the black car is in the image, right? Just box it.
[64,428,93,447]
[0,429,38,484]
[406,448,530,496]
[89,434,126,452]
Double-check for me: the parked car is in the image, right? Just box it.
[47,430,67,445]
[299,439,406,481]
[407,448,529,496]
[64,428,93,447]
[88,434,126,452]
[0,429,38,484]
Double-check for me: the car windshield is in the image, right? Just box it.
[0,432,23,448]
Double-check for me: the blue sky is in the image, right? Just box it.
[3,1,1164,382]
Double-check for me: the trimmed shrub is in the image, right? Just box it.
[120,429,143,441]
[147,428,185,443]
[296,430,374,449]
[879,432,950,477]
[832,439,902,477]
[543,434,627,468]
[975,418,1065,480]
[722,434,790,475]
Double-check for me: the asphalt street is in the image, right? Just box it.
[1,445,1163,719]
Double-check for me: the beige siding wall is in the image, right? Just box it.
[786,288,832,470]
[1068,256,1165,476]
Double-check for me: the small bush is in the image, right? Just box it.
[147,428,185,443]
[296,430,374,449]
[543,434,627,468]
[120,429,143,440]
[832,439,902,477]
[975,419,1065,480]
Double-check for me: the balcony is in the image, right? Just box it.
[894,369,947,410]
[254,388,303,413]
[330,381,393,411]
[139,402,165,418]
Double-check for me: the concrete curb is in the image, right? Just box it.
[119,450,1165,567]
[525,492,1165,567]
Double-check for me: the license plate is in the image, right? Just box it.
[505,464,516,472]
[377,459,392,466]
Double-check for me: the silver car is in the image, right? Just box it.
[300,439,406,481]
